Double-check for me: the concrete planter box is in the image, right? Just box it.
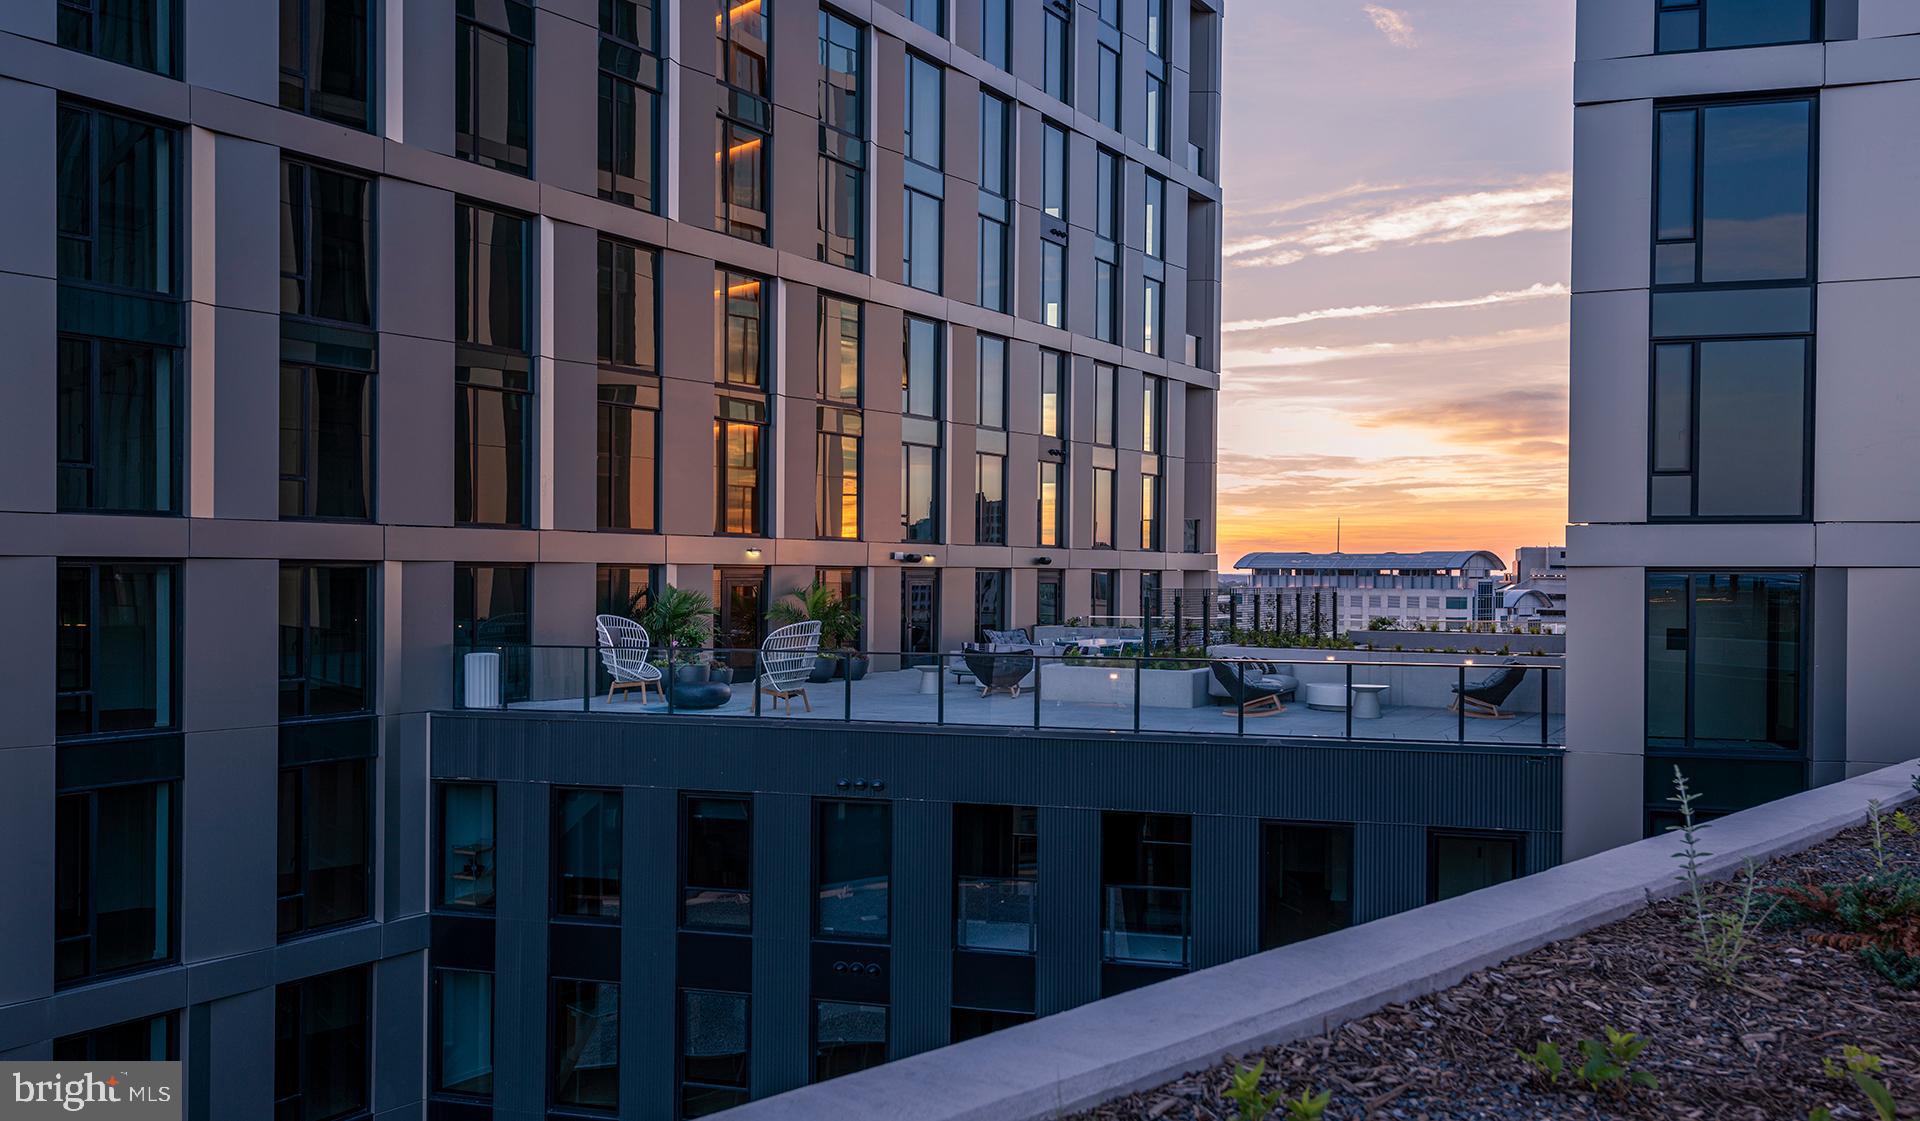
[1040,664,1210,708]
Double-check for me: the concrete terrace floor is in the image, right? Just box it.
[508,666,1566,747]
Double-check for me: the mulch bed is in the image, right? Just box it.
[1072,823,1920,1120]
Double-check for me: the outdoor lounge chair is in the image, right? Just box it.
[1210,660,1294,717]
[595,615,663,704]
[759,621,823,713]
[1450,661,1528,718]
[962,646,1035,698]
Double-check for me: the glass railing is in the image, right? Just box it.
[955,877,1036,953]
[1102,884,1189,966]
[683,888,751,932]
[450,644,1565,748]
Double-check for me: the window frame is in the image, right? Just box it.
[680,793,753,932]
[549,976,621,1114]
[59,0,179,76]
[273,965,372,1121]
[679,987,752,1116]
[1643,570,1810,758]
[1654,0,1821,55]
[551,786,624,922]
[817,9,868,270]
[715,270,772,537]
[1650,95,1818,293]
[277,756,373,940]
[813,798,892,942]
[54,779,180,987]
[454,0,535,177]
[1425,828,1524,904]
[431,966,496,1101]
[435,781,498,913]
[278,562,374,720]
[598,0,664,212]
[453,201,534,528]
[56,561,179,740]
[58,334,182,516]
[280,0,374,131]
[817,294,866,540]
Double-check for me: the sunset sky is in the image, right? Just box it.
[1215,2,1574,572]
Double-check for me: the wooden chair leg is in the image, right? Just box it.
[801,690,811,713]
[607,680,618,704]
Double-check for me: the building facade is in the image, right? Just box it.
[0,0,1230,1115]
[1233,550,1509,631]
[1567,0,1916,856]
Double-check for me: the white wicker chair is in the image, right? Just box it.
[759,621,823,713]
[595,615,663,704]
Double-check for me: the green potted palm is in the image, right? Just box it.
[640,585,721,682]
[767,582,867,682]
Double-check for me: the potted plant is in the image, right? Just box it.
[640,585,720,683]
[768,582,868,682]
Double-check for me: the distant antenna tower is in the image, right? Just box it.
[1335,518,1342,553]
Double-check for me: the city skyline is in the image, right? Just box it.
[1217,1,1573,567]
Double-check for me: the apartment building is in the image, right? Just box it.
[1234,550,1509,630]
[1567,0,1917,856]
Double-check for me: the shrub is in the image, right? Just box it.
[1519,1028,1657,1096]
[1669,768,1779,982]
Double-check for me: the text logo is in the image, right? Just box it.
[2,1063,180,1119]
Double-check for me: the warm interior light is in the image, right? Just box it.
[724,280,761,297]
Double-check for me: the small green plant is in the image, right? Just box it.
[1893,809,1918,837]
[766,580,863,650]
[1518,1040,1565,1084]
[1223,1061,1285,1121]
[1869,799,1893,872]
[639,585,717,663]
[1820,1046,1897,1121]
[1670,767,1781,982]
[1575,1027,1659,1093]
[1281,1088,1330,1121]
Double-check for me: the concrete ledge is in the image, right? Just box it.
[725,760,1920,1121]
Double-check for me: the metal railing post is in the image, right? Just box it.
[1236,660,1246,737]
[1173,595,1183,650]
[582,646,592,712]
[1541,666,1551,745]
[1132,655,1142,733]
[666,642,677,715]
[1457,665,1466,743]
[844,652,854,721]
[1033,653,1043,729]
[937,650,946,726]
[1344,662,1353,740]
[752,648,762,718]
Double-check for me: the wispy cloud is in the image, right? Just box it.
[1362,4,1417,48]
[1223,282,1569,333]
[1226,174,1571,270]
[1223,323,1568,370]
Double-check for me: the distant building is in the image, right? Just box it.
[1505,547,1568,620]
[1233,550,1508,629]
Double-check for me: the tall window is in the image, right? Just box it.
[277,758,370,938]
[1040,349,1066,439]
[1650,98,1813,521]
[908,0,944,34]
[281,159,375,521]
[1041,122,1069,328]
[1042,2,1071,102]
[1091,569,1115,622]
[1141,276,1163,356]
[280,0,370,129]
[1094,149,1122,343]
[818,296,863,539]
[1093,364,1116,447]
[978,335,1007,431]
[903,53,945,293]
[596,565,657,621]
[1040,241,1066,329]
[680,990,749,1116]
[454,203,531,527]
[1141,375,1164,550]
[597,238,659,532]
[716,271,769,535]
[599,0,662,210]
[1144,173,1165,260]
[278,564,370,718]
[1092,466,1115,548]
[57,104,180,515]
[982,0,1009,69]
[1145,74,1168,156]
[683,796,751,931]
[1646,572,1804,754]
[1656,0,1817,53]
[455,0,533,176]
[1097,44,1120,130]
[1145,0,1167,56]
[817,800,889,939]
[814,1001,887,1083]
[975,332,1008,546]
[55,780,175,985]
[974,453,1005,544]
[974,570,1007,641]
[56,562,175,739]
[978,92,1012,312]
[555,788,622,919]
[434,969,494,1099]
[818,10,865,269]
[59,0,176,75]
[1036,570,1063,624]
[552,979,619,1111]
[1259,823,1352,950]
[1042,122,1068,220]
[54,1014,177,1062]
[1101,812,1191,967]
[274,966,370,1121]
[1038,461,1063,548]
[954,805,1037,952]
[902,316,943,543]
[438,783,496,911]
[716,0,772,243]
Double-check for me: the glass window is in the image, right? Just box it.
[598,240,659,533]
[1649,339,1808,520]
[1146,0,1166,56]
[455,203,532,527]
[1099,0,1122,27]
[281,161,373,327]
[979,215,1009,313]
[982,0,1009,69]
[1042,123,1068,220]
[599,0,661,211]
[818,11,865,269]
[716,117,770,243]
[681,990,749,1117]
[278,564,370,718]
[684,796,751,931]
[1259,823,1352,950]
[817,800,889,939]
[904,187,943,293]
[434,969,494,1099]
[54,1013,177,1062]
[1040,240,1065,328]
[908,0,944,33]
[1654,100,1811,287]
[902,444,939,543]
[55,782,174,985]
[438,783,496,910]
[902,316,942,543]
[974,569,1007,638]
[1096,149,1122,241]
[975,455,1005,543]
[595,565,656,622]
[716,271,766,389]
[1646,572,1804,752]
[454,564,529,650]
[278,758,370,938]
[1091,569,1116,622]
[1142,374,1163,451]
[1428,832,1521,902]
[717,401,767,536]
[1101,812,1190,966]
[1097,44,1119,129]
[1038,462,1062,548]
[1039,350,1065,438]
[1145,74,1167,155]
[455,0,533,176]
[1092,467,1114,549]
[1042,6,1071,102]
[1140,474,1160,551]
[56,562,175,738]
[552,979,620,1111]
[814,1001,887,1083]
[952,1007,1034,1042]
[58,338,178,515]
[1144,174,1165,259]
[1094,260,1118,343]
[597,237,657,372]
[906,54,944,170]
[1142,276,1162,356]
[979,93,1010,197]
[978,335,1007,430]
[715,271,770,536]
[273,966,369,1121]
[1656,0,1817,53]
[817,296,863,539]
[60,0,176,73]
[281,0,370,129]
[954,804,1036,952]
[716,0,770,97]
[555,788,622,919]
[57,104,176,294]
[1094,364,1115,446]
[1036,570,1063,624]
[280,362,372,521]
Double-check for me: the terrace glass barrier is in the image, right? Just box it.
[1102,885,1190,966]
[955,877,1036,953]
[451,646,1565,748]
